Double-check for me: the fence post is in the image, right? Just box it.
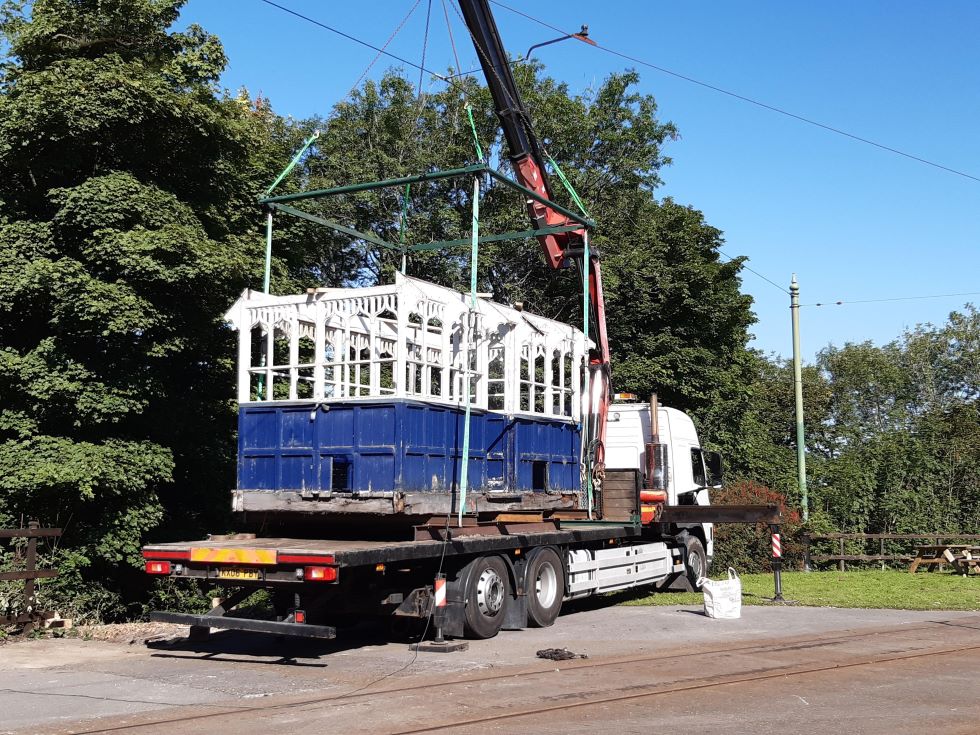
[880,537,885,571]
[839,537,845,572]
[21,520,39,638]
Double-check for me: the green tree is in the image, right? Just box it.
[0,0,313,618]
[278,66,757,455]
[798,307,980,538]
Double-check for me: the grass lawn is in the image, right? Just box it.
[620,570,980,611]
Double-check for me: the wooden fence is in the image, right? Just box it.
[803,533,980,571]
[0,521,61,636]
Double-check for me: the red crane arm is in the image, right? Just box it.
[457,0,611,479]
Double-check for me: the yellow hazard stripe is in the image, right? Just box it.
[189,548,278,565]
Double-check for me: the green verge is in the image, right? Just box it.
[620,571,980,611]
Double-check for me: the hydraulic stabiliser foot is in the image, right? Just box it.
[409,625,469,653]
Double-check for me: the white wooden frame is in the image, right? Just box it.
[225,274,588,421]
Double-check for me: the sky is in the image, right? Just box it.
[177,1,980,362]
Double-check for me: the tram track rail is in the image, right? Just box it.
[52,616,980,735]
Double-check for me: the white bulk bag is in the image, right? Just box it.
[700,567,742,619]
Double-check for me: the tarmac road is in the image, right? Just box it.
[2,604,979,734]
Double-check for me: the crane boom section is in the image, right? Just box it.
[457,0,611,479]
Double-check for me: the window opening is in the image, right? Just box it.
[331,457,351,491]
[532,461,549,491]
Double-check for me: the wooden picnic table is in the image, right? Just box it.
[908,544,980,575]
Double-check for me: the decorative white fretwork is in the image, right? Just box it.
[225,274,588,421]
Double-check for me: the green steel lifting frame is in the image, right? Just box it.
[256,163,595,522]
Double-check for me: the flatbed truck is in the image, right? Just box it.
[143,1,781,642]
[144,502,778,641]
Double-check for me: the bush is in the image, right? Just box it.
[711,480,802,573]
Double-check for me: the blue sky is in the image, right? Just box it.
[178,1,980,361]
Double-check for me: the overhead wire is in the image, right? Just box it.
[258,0,797,310]
[488,0,980,185]
[345,0,424,96]
[258,0,436,79]
[718,249,789,295]
[804,290,980,307]
[260,0,980,186]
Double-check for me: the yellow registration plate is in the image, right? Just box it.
[216,568,260,580]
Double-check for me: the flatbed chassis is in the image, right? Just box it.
[143,506,780,641]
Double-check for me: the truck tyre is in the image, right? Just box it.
[462,555,510,639]
[526,548,564,628]
[683,535,708,591]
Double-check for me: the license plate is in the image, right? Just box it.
[216,568,260,580]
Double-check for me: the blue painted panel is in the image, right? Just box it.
[237,400,581,496]
[241,454,275,490]
[241,409,276,450]
[280,407,314,448]
[280,453,314,490]
[320,406,353,448]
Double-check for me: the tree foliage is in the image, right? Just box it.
[3,0,974,618]
[736,306,980,548]
[272,66,756,454]
[0,0,310,618]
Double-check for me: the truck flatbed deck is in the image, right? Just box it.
[143,521,642,568]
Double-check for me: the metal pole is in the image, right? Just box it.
[790,274,808,522]
[263,210,273,294]
[399,183,410,275]
[458,176,479,526]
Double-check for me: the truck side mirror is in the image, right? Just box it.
[705,451,723,488]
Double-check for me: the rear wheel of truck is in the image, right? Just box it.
[462,555,510,639]
[682,534,708,591]
[526,548,564,627]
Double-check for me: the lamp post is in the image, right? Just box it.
[790,274,808,523]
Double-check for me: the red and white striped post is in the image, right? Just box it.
[432,573,447,643]
[770,524,785,602]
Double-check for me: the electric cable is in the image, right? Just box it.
[489,0,980,185]
[718,249,789,295]
[803,290,980,307]
[345,0,424,97]
[260,0,980,186]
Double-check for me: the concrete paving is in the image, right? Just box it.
[1,604,978,734]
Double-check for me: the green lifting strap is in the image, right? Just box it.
[458,175,480,525]
[465,104,484,162]
[263,130,320,198]
[547,154,591,220]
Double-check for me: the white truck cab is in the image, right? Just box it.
[604,398,720,569]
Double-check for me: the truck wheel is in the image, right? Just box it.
[683,535,708,591]
[462,555,510,639]
[526,548,564,627]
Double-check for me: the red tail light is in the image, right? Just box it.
[303,566,338,582]
[145,560,171,575]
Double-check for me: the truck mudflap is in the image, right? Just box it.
[149,611,336,639]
